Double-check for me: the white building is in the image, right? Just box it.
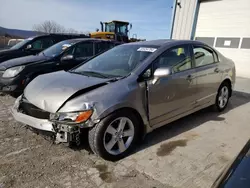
[170,0,250,78]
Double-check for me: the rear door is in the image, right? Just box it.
[147,44,197,126]
[192,45,222,106]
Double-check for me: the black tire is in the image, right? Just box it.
[9,92,22,98]
[214,82,230,112]
[88,110,140,161]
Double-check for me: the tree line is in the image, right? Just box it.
[33,20,90,35]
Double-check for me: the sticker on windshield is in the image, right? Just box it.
[62,44,72,50]
[137,47,157,52]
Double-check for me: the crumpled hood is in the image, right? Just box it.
[0,54,49,69]
[24,71,112,113]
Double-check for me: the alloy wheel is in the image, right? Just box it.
[218,86,229,109]
[103,117,135,155]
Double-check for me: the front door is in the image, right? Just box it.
[26,37,54,55]
[61,41,94,70]
[147,45,197,126]
[192,45,222,106]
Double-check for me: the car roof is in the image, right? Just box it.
[27,33,88,39]
[124,39,205,47]
[59,38,118,44]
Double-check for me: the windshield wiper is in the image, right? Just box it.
[70,71,109,78]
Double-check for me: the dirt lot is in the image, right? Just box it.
[0,88,250,188]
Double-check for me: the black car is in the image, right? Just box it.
[0,33,89,63]
[212,139,250,188]
[0,38,119,95]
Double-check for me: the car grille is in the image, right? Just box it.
[19,98,50,119]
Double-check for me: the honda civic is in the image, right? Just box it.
[11,39,236,161]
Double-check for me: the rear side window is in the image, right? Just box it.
[95,42,107,54]
[94,42,115,54]
[193,46,216,67]
[42,38,54,48]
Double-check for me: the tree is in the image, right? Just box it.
[33,20,67,34]
[81,31,91,35]
[33,20,90,35]
[66,28,79,34]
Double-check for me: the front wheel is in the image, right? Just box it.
[88,110,140,161]
[214,82,230,112]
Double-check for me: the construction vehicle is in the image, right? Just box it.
[90,20,145,43]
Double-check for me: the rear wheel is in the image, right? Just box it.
[214,82,230,112]
[88,110,140,161]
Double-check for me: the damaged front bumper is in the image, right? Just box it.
[11,96,82,144]
[11,104,55,132]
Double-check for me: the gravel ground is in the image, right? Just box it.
[0,94,166,188]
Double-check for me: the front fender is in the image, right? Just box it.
[58,78,150,129]
[93,101,149,128]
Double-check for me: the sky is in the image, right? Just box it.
[0,0,174,40]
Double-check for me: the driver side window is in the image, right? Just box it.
[31,40,42,49]
[31,37,54,50]
[153,45,192,73]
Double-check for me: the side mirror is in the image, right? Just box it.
[152,67,171,84]
[154,67,171,78]
[129,23,132,30]
[26,44,32,50]
[61,55,74,62]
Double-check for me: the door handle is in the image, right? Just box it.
[186,75,192,80]
[214,68,220,73]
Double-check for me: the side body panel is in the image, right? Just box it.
[147,68,197,126]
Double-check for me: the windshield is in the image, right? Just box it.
[72,44,158,78]
[105,23,115,32]
[41,40,74,57]
[10,39,30,50]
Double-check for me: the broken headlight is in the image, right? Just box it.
[50,110,93,124]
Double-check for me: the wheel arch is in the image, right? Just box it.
[220,78,232,97]
[96,106,148,139]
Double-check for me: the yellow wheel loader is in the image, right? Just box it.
[90,20,145,43]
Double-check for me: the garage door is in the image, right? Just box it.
[195,0,250,78]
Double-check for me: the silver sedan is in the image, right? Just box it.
[11,39,236,161]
